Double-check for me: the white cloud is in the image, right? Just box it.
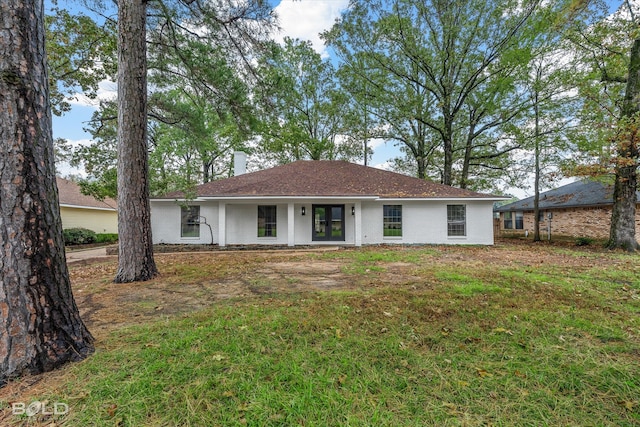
[372,161,393,171]
[367,137,385,150]
[66,79,117,108]
[273,0,349,57]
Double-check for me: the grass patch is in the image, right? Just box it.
[323,246,435,275]
[42,291,640,426]
[5,244,639,426]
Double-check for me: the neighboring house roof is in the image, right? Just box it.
[57,177,117,211]
[157,160,501,200]
[495,178,640,212]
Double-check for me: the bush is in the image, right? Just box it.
[575,237,594,246]
[96,233,118,244]
[63,228,97,246]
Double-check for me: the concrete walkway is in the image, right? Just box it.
[66,246,115,264]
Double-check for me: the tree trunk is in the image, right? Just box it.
[115,0,159,282]
[608,37,640,251]
[0,0,94,385]
[459,118,476,189]
[533,87,542,242]
[442,115,454,186]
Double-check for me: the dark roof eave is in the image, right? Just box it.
[494,202,622,212]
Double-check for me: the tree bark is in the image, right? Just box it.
[115,0,159,282]
[608,37,640,251]
[533,85,542,242]
[0,0,94,385]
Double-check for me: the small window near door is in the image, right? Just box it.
[258,205,277,237]
[181,206,200,237]
[447,204,466,236]
[383,205,402,237]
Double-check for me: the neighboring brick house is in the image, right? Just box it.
[57,177,118,234]
[494,179,640,240]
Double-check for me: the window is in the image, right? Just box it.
[383,205,402,237]
[447,205,466,236]
[504,212,513,230]
[181,206,200,237]
[504,211,524,230]
[515,211,524,229]
[258,205,277,237]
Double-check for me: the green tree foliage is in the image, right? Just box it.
[255,38,361,163]
[567,0,639,250]
[324,0,566,189]
[45,4,116,115]
[67,0,275,198]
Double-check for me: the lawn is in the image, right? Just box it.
[1,241,638,426]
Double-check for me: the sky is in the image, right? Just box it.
[51,0,625,198]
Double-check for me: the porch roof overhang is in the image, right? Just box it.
[150,195,506,203]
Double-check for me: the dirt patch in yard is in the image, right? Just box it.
[24,240,635,342]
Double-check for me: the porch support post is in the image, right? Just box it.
[287,202,295,247]
[218,202,226,247]
[354,201,362,247]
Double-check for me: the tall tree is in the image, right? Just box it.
[0,0,94,384]
[518,55,578,241]
[115,0,158,282]
[610,34,640,251]
[256,38,360,163]
[569,0,639,250]
[324,0,544,187]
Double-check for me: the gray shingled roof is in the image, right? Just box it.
[158,160,500,200]
[495,178,640,212]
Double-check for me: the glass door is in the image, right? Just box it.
[312,205,345,241]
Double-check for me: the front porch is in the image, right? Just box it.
[217,201,363,247]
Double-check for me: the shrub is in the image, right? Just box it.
[63,228,97,246]
[96,233,118,244]
[575,237,594,246]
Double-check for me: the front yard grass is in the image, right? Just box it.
[2,243,639,426]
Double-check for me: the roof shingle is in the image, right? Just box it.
[57,177,117,210]
[159,161,499,199]
[495,178,640,212]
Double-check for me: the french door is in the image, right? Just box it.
[312,205,345,241]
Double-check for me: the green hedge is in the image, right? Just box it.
[63,228,97,246]
[96,233,118,244]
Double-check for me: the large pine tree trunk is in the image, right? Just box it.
[0,0,94,385]
[609,37,640,252]
[115,0,159,282]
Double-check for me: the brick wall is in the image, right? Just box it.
[498,206,640,239]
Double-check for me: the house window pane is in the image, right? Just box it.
[383,205,402,237]
[181,206,200,237]
[515,211,524,229]
[447,205,466,236]
[258,205,277,237]
[504,212,513,229]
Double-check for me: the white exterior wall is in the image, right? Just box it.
[226,203,289,245]
[151,201,219,244]
[151,199,495,246]
[361,200,495,245]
